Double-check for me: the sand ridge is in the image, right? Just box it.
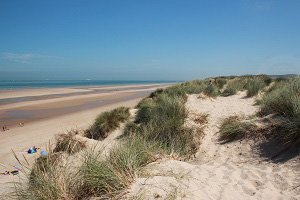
[127,92,300,199]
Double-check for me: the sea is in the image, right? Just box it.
[0,80,175,90]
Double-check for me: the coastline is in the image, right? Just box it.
[0,83,168,195]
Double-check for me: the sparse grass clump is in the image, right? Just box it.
[85,107,130,140]
[123,121,141,137]
[79,137,156,198]
[14,150,79,200]
[54,130,86,154]
[260,78,300,118]
[221,87,237,96]
[245,78,267,97]
[203,84,219,97]
[218,116,256,143]
[215,78,227,89]
[79,151,127,198]
[259,78,300,149]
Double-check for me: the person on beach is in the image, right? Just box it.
[27,146,40,154]
[1,170,19,175]
[2,125,9,131]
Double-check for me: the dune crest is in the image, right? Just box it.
[126,92,300,199]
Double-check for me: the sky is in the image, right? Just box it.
[0,0,299,81]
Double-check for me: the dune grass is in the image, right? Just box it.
[218,116,256,143]
[54,130,86,154]
[258,78,300,148]
[260,78,300,118]
[245,78,267,97]
[14,149,80,200]
[79,136,157,199]
[85,107,130,140]
[215,78,227,89]
[135,92,198,155]
[203,84,219,97]
[221,75,271,97]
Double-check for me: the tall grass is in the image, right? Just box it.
[14,150,79,200]
[222,75,271,97]
[54,130,86,154]
[203,84,219,97]
[215,78,227,89]
[260,78,300,118]
[85,107,130,140]
[245,78,267,97]
[79,137,157,198]
[259,78,300,149]
[135,93,198,155]
[218,116,256,143]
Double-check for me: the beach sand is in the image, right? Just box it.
[0,83,168,196]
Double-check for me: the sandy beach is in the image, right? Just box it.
[0,83,169,195]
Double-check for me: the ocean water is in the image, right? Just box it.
[0,80,174,90]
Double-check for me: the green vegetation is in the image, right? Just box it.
[203,84,219,97]
[260,78,300,118]
[218,116,256,143]
[245,78,267,97]
[215,78,227,89]
[54,130,86,154]
[14,151,78,200]
[85,107,130,140]
[221,75,271,97]
[79,137,157,198]
[259,78,300,148]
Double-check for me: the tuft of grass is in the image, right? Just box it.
[221,87,237,97]
[260,78,300,118]
[193,113,209,125]
[245,78,267,97]
[203,84,219,97]
[258,78,300,149]
[15,150,79,200]
[54,130,86,154]
[215,78,227,89]
[85,107,130,140]
[79,137,156,198]
[123,121,141,137]
[218,116,256,143]
[79,151,127,198]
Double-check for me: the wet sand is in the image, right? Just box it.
[0,84,167,128]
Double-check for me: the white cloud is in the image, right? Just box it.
[0,52,35,63]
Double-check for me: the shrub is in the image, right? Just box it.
[218,116,256,143]
[85,107,130,140]
[54,130,86,154]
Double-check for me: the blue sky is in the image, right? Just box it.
[0,0,299,80]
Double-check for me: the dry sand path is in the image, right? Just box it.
[127,92,300,200]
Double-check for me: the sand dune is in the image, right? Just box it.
[127,92,300,199]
